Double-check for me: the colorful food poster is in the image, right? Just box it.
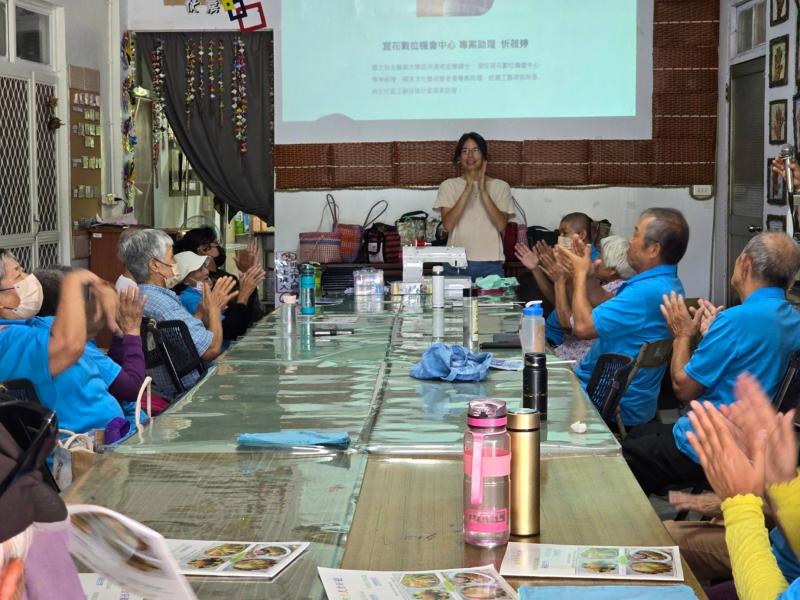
[500,543,684,582]
[167,539,309,579]
[318,564,517,599]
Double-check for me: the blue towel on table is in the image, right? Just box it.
[520,585,698,600]
[236,431,351,449]
[410,342,493,382]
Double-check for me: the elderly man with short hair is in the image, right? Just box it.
[623,232,800,495]
[558,208,689,427]
[119,229,236,400]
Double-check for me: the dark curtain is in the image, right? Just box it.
[138,32,273,222]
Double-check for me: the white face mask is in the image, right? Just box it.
[557,235,573,250]
[161,262,183,289]
[10,274,43,319]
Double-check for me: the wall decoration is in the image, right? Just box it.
[768,158,787,204]
[151,38,167,186]
[185,38,197,128]
[770,35,789,87]
[767,214,787,231]
[793,94,800,149]
[772,0,789,25]
[770,99,788,145]
[232,35,248,154]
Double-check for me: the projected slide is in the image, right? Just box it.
[278,0,651,142]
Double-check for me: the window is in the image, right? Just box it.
[0,2,7,59]
[736,1,766,55]
[15,4,49,65]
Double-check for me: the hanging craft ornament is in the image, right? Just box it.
[217,39,225,126]
[151,38,167,187]
[198,37,206,101]
[231,35,248,154]
[121,31,137,203]
[208,39,217,115]
[185,38,197,128]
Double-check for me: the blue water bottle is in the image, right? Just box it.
[300,263,316,315]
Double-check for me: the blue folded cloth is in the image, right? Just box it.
[520,585,698,600]
[410,342,493,382]
[236,431,351,449]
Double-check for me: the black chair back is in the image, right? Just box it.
[0,379,40,404]
[586,353,636,425]
[141,319,206,395]
[774,350,800,413]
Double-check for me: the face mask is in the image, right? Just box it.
[161,262,183,289]
[214,246,227,269]
[10,274,43,319]
[557,235,573,250]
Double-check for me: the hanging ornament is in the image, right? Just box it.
[185,38,197,128]
[121,31,138,203]
[231,35,248,154]
[198,37,206,101]
[217,39,225,126]
[151,38,167,187]
[208,39,217,115]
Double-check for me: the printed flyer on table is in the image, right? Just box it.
[500,543,684,582]
[319,564,517,599]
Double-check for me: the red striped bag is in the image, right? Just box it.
[298,194,342,264]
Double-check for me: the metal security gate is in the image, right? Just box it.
[0,72,61,271]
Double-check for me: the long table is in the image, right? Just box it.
[65,295,707,599]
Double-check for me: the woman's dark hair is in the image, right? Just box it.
[175,226,217,254]
[453,132,488,164]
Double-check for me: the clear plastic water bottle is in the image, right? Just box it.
[463,399,510,548]
[520,300,545,356]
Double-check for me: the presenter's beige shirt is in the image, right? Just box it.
[433,176,513,262]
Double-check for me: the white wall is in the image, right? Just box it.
[275,187,713,298]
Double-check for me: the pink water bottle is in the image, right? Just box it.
[463,399,511,547]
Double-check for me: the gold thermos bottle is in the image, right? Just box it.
[508,409,540,536]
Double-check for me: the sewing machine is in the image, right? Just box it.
[402,246,468,283]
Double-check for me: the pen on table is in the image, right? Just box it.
[313,328,355,337]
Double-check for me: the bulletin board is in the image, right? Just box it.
[69,66,103,221]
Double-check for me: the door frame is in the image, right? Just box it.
[0,1,69,268]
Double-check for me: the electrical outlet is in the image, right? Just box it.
[690,185,713,199]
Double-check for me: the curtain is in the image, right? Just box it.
[138,32,274,222]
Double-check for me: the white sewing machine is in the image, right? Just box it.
[402,246,468,283]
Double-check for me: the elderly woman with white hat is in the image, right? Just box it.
[172,251,262,348]
[119,229,237,400]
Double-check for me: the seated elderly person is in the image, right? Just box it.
[172,250,263,345]
[0,250,43,320]
[515,212,600,348]
[0,265,126,435]
[557,208,688,428]
[622,232,800,496]
[35,267,169,416]
[542,235,635,364]
[119,229,236,400]
[684,374,800,600]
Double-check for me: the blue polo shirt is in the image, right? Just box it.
[673,287,800,463]
[575,264,684,426]
[545,245,601,347]
[0,318,124,434]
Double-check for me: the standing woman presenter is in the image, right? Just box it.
[433,132,514,280]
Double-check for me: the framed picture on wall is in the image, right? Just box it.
[768,158,787,204]
[770,100,788,144]
[770,35,789,87]
[771,0,789,25]
[793,95,800,148]
[767,214,787,231]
